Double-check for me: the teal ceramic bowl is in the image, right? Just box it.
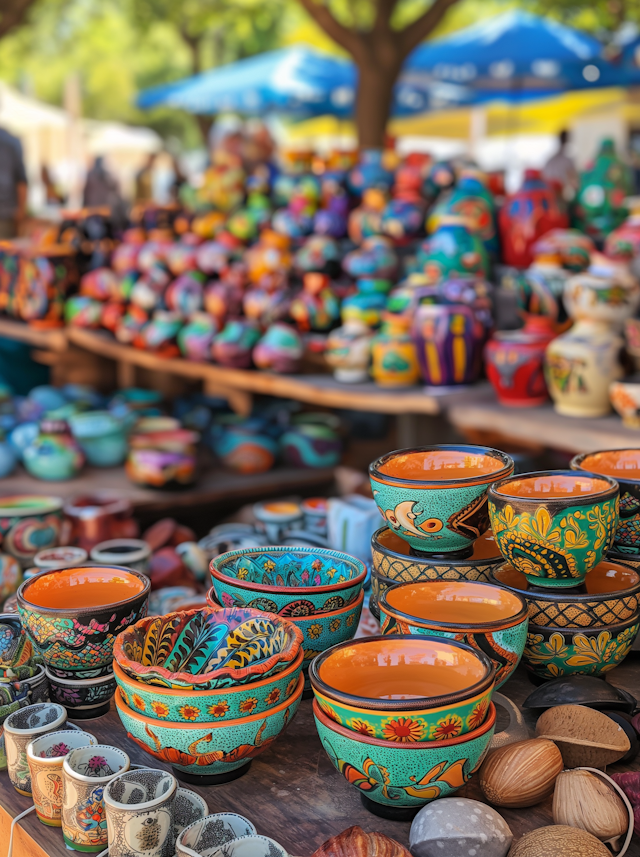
[113,607,303,690]
[369,446,514,557]
[115,674,304,784]
[313,698,496,819]
[113,648,304,723]
[68,411,128,468]
[209,546,366,617]
[285,590,364,675]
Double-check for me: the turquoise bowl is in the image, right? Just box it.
[113,648,304,723]
[369,445,514,556]
[115,675,304,784]
[210,546,366,616]
[294,591,364,683]
[69,411,128,468]
[113,607,303,690]
[313,698,496,819]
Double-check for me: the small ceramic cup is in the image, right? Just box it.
[176,814,257,857]
[4,702,67,795]
[90,539,151,572]
[45,667,117,719]
[26,729,98,827]
[104,767,177,857]
[173,789,209,840]
[62,744,131,852]
[34,547,89,570]
[208,836,288,857]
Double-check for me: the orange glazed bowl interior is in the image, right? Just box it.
[383,580,526,627]
[375,527,501,562]
[574,449,640,481]
[378,449,507,483]
[493,560,640,596]
[22,566,146,610]
[316,635,492,701]
[494,472,613,499]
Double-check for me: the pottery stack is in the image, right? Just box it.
[112,605,304,784]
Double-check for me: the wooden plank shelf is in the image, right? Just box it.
[0,320,67,352]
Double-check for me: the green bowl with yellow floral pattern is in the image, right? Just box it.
[522,613,640,680]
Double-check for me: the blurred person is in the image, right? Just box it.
[0,126,27,239]
[169,154,188,203]
[543,129,579,198]
[83,155,122,209]
[41,165,65,205]
[135,152,158,203]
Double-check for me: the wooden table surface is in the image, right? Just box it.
[2,659,640,857]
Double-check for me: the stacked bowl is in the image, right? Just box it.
[208,547,366,690]
[17,565,149,718]
[113,606,304,783]
[309,635,497,819]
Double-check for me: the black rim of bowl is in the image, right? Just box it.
[488,469,619,508]
[490,560,640,603]
[369,444,514,488]
[371,526,503,569]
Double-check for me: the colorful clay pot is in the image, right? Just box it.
[341,279,389,328]
[325,320,373,383]
[370,445,514,557]
[379,580,528,688]
[412,303,485,387]
[0,553,22,601]
[370,527,503,621]
[572,449,640,557]
[126,428,198,488]
[484,331,550,407]
[417,218,489,284]
[211,320,261,369]
[176,813,256,857]
[115,675,303,784]
[575,138,631,241]
[310,635,495,742]
[113,607,303,690]
[23,420,84,481]
[491,560,640,629]
[605,209,640,260]
[609,380,640,428]
[291,591,364,680]
[17,565,150,676]
[0,495,63,564]
[280,414,342,469]
[45,669,117,719]
[518,252,570,323]
[69,411,128,468]
[63,494,136,551]
[210,416,278,475]
[488,470,619,588]
[253,323,303,374]
[177,313,219,362]
[313,698,496,818]
[289,272,340,332]
[209,546,366,617]
[432,171,498,255]
[371,314,420,388]
[113,649,303,724]
[522,613,639,680]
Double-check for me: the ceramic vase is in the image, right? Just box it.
[325,320,373,383]
[253,323,303,374]
[576,138,631,241]
[371,314,420,387]
[417,218,489,284]
[430,170,498,256]
[485,331,551,407]
[177,313,219,362]
[23,420,84,481]
[412,303,485,387]
[212,320,261,369]
[289,273,340,332]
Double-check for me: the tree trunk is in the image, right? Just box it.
[355,59,399,149]
[181,30,214,144]
[196,113,214,143]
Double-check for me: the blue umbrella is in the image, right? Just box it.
[138,45,471,117]
[403,11,627,103]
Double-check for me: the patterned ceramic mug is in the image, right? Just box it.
[27,729,98,826]
[176,813,257,857]
[173,789,209,840]
[4,702,67,795]
[104,768,177,857]
[62,744,130,852]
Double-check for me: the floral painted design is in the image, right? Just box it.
[265,688,281,706]
[381,717,426,743]
[307,623,323,640]
[132,693,146,711]
[40,742,71,758]
[79,756,113,777]
[319,700,341,723]
[524,623,639,679]
[329,618,341,633]
[120,688,130,707]
[150,701,169,719]
[179,705,201,722]
[285,677,298,698]
[349,719,376,737]
[240,698,258,715]
[429,714,463,741]
[208,701,230,718]
[467,699,489,731]
[346,614,356,627]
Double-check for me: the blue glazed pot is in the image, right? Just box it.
[69,411,128,468]
[211,416,278,475]
[23,420,84,481]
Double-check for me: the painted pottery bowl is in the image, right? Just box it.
[313,698,496,816]
[522,613,640,680]
[34,547,88,571]
[310,635,495,742]
[572,449,640,557]
[488,470,619,588]
[115,674,304,784]
[369,446,514,556]
[491,560,640,628]
[209,546,366,617]
[17,566,150,676]
[113,607,303,690]
[89,539,151,573]
[0,612,35,671]
[379,581,528,688]
[113,649,304,723]
[176,813,257,857]
[0,496,64,564]
[370,527,503,620]
[45,668,117,719]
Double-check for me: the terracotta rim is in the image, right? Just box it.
[490,561,640,603]
[380,580,529,632]
[369,444,514,488]
[488,469,619,506]
[313,697,496,749]
[525,612,640,637]
[112,648,303,698]
[309,634,495,712]
[210,546,367,595]
[371,526,503,569]
[115,673,304,729]
[571,449,640,486]
[17,565,150,617]
[0,495,63,516]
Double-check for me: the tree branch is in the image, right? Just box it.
[399,0,459,57]
[0,0,38,40]
[373,0,399,34]
[296,0,363,57]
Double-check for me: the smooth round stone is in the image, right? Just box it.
[410,797,512,857]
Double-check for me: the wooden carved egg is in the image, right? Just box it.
[479,738,564,807]
[410,797,513,857]
[535,704,630,769]
[508,825,611,856]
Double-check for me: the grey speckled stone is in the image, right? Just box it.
[409,797,512,857]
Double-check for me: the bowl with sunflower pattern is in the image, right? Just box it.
[112,607,303,690]
[209,546,366,617]
[310,635,495,743]
[113,648,303,723]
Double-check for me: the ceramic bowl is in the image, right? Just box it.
[488,470,619,588]
[115,674,304,784]
[370,527,503,620]
[572,449,640,557]
[491,559,640,628]
[17,565,149,677]
[0,495,64,564]
[609,381,640,428]
[34,547,88,570]
[310,635,495,742]
[45,668,117,719]
[176,813,256,857]
[379,580,528,689]
[522,613,640,680]
[113,648,304,723]
[369,445,514,556]
[90,539,151,572]
[209,546,366,616]
[313,698,496,818]
[113,607,303,690]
